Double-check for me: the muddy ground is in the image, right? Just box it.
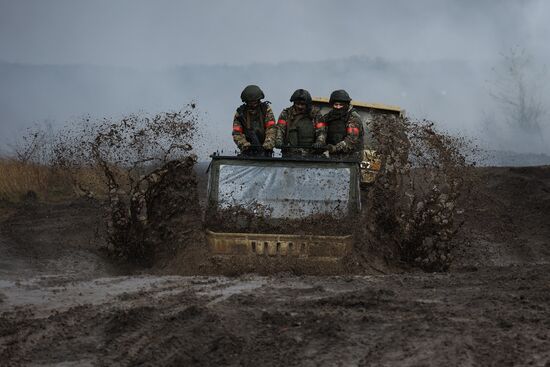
[1,166,550,366]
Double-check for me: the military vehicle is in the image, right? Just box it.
[205,98,404,263]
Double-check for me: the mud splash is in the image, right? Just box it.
[51,107,202,266]
[46,107,471,274]
[362,115,473,271]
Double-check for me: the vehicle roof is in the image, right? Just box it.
[312,97,404,116]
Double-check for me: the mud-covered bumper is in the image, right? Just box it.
[206,230,352,261]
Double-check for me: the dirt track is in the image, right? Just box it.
[1,166,550,366]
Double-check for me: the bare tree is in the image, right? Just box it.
[489,47,546,136]
[10,120,55,163]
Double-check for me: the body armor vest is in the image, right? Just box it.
[326,112,349,145]
[236,102,269,142]
[287,112,315,146]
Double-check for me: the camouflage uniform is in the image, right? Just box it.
[232,102,277,150]
[232,85,277,154]
[314,105,363,155]
[276,105,322,156]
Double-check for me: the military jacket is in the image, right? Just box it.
[314,106,363,154]
[232,102,276,150]
[276,105,321,148]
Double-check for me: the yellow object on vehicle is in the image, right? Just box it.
[360,149,382,185]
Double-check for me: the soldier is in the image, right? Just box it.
[312,89,363,157]
[275,89,322,157]
[232,85,277,156]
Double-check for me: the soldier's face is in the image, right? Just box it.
[246,100,260,109]
[333,102,347,110]
[294,101,306,113]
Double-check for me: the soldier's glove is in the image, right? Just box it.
[312,142,325,149]
[326,144,337,153]
[262,140,275,150]
[335,141,347,152]
[241,141,251,151]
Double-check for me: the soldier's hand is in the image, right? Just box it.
[241,141,252,151]
[262,140,275,150]
[335,141,347,151]
[312,141,325,149]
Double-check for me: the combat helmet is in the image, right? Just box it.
[240,85,265,102]
[329,89,352,104]
[290,89,312,104]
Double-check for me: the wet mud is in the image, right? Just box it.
[1,165,550,365]
[50,110,201,267]
[360,116,474,272]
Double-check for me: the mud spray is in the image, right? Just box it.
[52,108,471,274]
[362,115,473,272]
[51,107,203,267]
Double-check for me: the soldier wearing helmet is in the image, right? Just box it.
[313,89,363,156]
[232,85,277,156]
[275,89,322,157]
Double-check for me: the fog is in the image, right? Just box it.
[1,0,549,158]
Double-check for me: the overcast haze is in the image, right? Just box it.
[2,0,549,66]
[1,0,549,157]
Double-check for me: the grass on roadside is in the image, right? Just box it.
[0,158,106,203]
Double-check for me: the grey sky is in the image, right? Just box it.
[1,0,549,157]
[1,0,549,67]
